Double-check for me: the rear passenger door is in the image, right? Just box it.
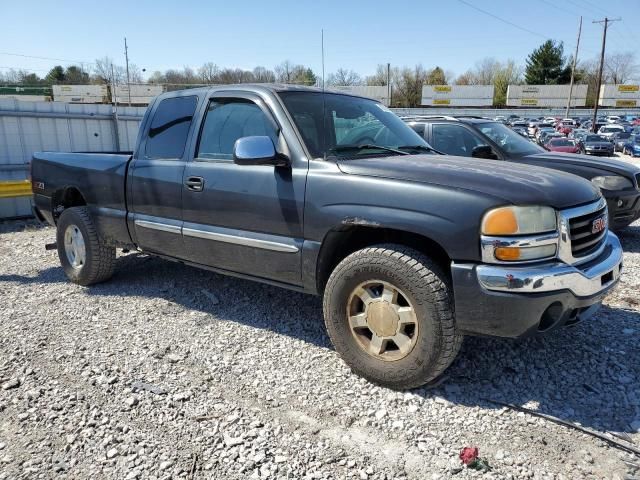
[180,92,306,285]
[127,94,199,256]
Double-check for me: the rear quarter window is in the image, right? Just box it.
[145,96,198,159]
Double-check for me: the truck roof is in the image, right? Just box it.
[155,83,373,101]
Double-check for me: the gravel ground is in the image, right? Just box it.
[0,218,639,480]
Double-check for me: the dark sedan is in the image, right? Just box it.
[613,132,632,152]
[404,117,640,229]
[580,134,614,156]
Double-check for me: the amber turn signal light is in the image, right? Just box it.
[482,208,518,235]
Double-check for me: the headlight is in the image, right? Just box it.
[591,175,633,190]
[481,206,558,262]
[482,206,557,235]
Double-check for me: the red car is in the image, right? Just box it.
[545,138,580,153]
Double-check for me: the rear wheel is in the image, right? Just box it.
[56,207,116,285]
[323,244,462,390]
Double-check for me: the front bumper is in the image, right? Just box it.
[584,149,614,156]
[603,191,640,229]
[452,232,623,338]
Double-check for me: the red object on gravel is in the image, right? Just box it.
[459,447,479,465]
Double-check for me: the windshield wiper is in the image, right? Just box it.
[329,144,410,156]
[397,145,444,155]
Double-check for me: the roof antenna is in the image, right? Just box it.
[321,28,325,91]
[322,28,327,161]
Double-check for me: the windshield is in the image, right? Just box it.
[549,139,574,147]
[278,92,429,159]
[476,122,543,156]
[585,135,607,142]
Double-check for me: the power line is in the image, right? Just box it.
[575,0,611,17]
[0,51,95,65]
[456,0,548,39]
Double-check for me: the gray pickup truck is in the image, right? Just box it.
[31,85,623,389]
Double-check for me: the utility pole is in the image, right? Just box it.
[111,65,121,151]
[386,63,391,107]
[124,37,131,106]
[591,17,620,131]
[565,16,582,119]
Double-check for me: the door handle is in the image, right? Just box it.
[185,176,204,192]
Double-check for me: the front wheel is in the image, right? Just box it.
[56,207,116,286]
[323,244,462,390]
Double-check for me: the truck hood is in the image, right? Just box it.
[520,152,639,178]
[337,154,600,210]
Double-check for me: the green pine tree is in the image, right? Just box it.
[524,40,572,84]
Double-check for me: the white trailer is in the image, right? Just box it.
[421,85,494,106]
[53,85,109,103]
[598,84,640,108]
[330,86,390,106]
[113,84,164,105]
[506,84,588,107]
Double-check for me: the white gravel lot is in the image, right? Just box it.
[0,216,639,479]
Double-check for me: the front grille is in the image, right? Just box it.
[569,204,608,258]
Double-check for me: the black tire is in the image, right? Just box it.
[323,244,462,390]
[56,207,116,286]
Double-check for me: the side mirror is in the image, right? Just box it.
[471,145,498,159]
[233,136,288,167]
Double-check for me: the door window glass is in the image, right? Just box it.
[431,124,482,157]
[197,99,278,160]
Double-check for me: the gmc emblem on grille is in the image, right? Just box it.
[591,215,607,234]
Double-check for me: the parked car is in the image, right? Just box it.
[580,134,615,157]
[403,116,640,229]
[538,130,563,146]
[598,124,626,141]
[606,115,621,124]
[512,126,528,137]
[557,120,575,135]
[613,132,632,152]
[569,128,589,142]
[536,127,557,144]
[527,120,539,137]
[545,138,580,153]
[622,134,640,157]
[29,85,625,390]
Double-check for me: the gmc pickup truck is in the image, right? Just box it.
[31,85,624,389]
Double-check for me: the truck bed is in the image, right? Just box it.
[31,151,133,246]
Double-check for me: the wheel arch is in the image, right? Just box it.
[51,186,87,222]
[315,224,452,294]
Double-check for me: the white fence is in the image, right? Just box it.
[0,99,146,219]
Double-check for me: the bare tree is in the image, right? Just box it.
[252,66,275,83]
[365,64,390,86]
[605,52,638,84]
[199,62,219,84]
[274,60,296,83]
[326,68,362,86]
[493,60,522,105]
[92,56,125,84]
[454,70,478,85]
[128,64,143,83]
[392,65,427,107]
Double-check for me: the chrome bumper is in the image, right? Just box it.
[476,231,623,297]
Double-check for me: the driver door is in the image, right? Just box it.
[180,92,307,286]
